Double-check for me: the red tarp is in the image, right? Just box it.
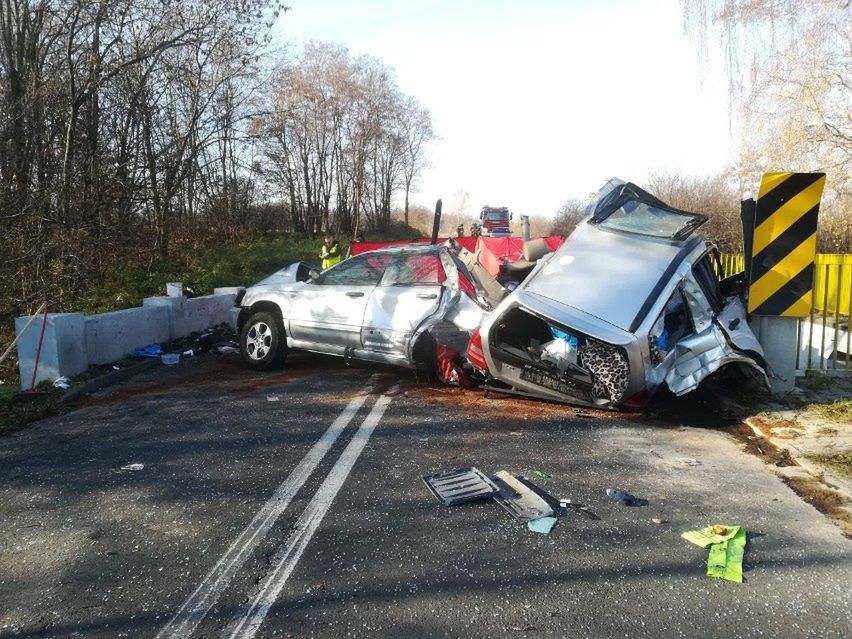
[349,237,479,255]
[349,235,563,276]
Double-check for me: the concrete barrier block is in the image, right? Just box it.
[15,313,86,389]
[751,316,798,392]
[182,294,236,335]
[143,295,186,338]
[214,286,244,296]
[84,305,170,365]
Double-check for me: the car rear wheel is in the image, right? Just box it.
[240,311,287,370]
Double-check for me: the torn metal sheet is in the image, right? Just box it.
[491,471,554,522]
[423,467,499,506]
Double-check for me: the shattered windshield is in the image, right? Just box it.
[598,200,701,239]
[588,179,708,240]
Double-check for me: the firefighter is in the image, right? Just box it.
[319,234,342,270]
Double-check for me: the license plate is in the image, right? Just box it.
[520,367,590,400]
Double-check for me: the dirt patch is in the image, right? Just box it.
[779,474,852,539]
[401,380,609,424]
[727,422,797,467]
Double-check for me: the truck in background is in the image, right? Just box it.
[480,206,512,236]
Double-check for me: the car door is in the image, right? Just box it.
[664,257,768,395]
[362,252,445,356]
[288,253,389,349]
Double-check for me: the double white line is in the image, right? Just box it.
[158,382,396,639]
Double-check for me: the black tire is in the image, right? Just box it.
[240,310,287,370]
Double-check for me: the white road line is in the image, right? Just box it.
[228,388,397,639]
[156,383,374,639]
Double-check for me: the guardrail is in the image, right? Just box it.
[719,253,852,373]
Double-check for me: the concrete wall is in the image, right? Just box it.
[16,291,237,389]
[84,305,170,366]
[14,313,87,388]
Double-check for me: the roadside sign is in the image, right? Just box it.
[747,172,826,316]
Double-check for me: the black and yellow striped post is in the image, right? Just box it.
[747,172,826,316]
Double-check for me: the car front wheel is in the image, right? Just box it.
[240,311,287,370]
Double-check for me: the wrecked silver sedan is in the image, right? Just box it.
[472,178,769,410]
[236,244,503,371]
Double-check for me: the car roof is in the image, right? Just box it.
[524,221,703,332]
[360,244,443,255]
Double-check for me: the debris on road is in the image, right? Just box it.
[52,376,70,390]
[606,488,639,506]
[559,498,599,520]
[131,344,162,359]
[533,470,551,479]
[423,467,499,506]
[673,456,700,466]
[120,463,145,471]
[182,349,195,357]
[527,516,557,535]
[682,524,747,583]
[266,395,280,402]
[492,470,554,522]
[161,353,179,365]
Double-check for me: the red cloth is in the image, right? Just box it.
[349,235,565,278]
[435,342,473,388]
[350,238,442,255]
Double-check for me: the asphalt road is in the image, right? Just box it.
[0,353,850,638]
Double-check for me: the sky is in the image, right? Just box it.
[272,0,732,218]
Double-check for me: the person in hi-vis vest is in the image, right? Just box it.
[319,234,342,270]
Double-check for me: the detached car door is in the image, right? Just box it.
[288,253,389,349]
[362,252,445,356]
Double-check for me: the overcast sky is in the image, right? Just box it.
[273,0,731,217]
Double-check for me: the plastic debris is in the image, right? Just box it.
[682,524,746,583]
[182,349,194,357]
[533,470,551,479]
[218,345,239,354]
[673,456,700,466]
[492,471,554,521]
[161,353,179,365]
[527,516,557,535]
[120,463,144,471]
[559,498,599,519]
[606,488,648,506]
[539,337,578,373]
[52,376,70,390]
[267,395,280,402]
[112,365,120,371]
[131,344,162,359]
[423,467,499,506]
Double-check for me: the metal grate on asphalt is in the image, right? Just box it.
[422,467,499,506]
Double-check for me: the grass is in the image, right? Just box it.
[804,452,852,480]
[800,373,836,392]
[0,385,64,437]
[808,399,852,423]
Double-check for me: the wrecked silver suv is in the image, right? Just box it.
[474,178,769,410]
[236,243,504,371]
